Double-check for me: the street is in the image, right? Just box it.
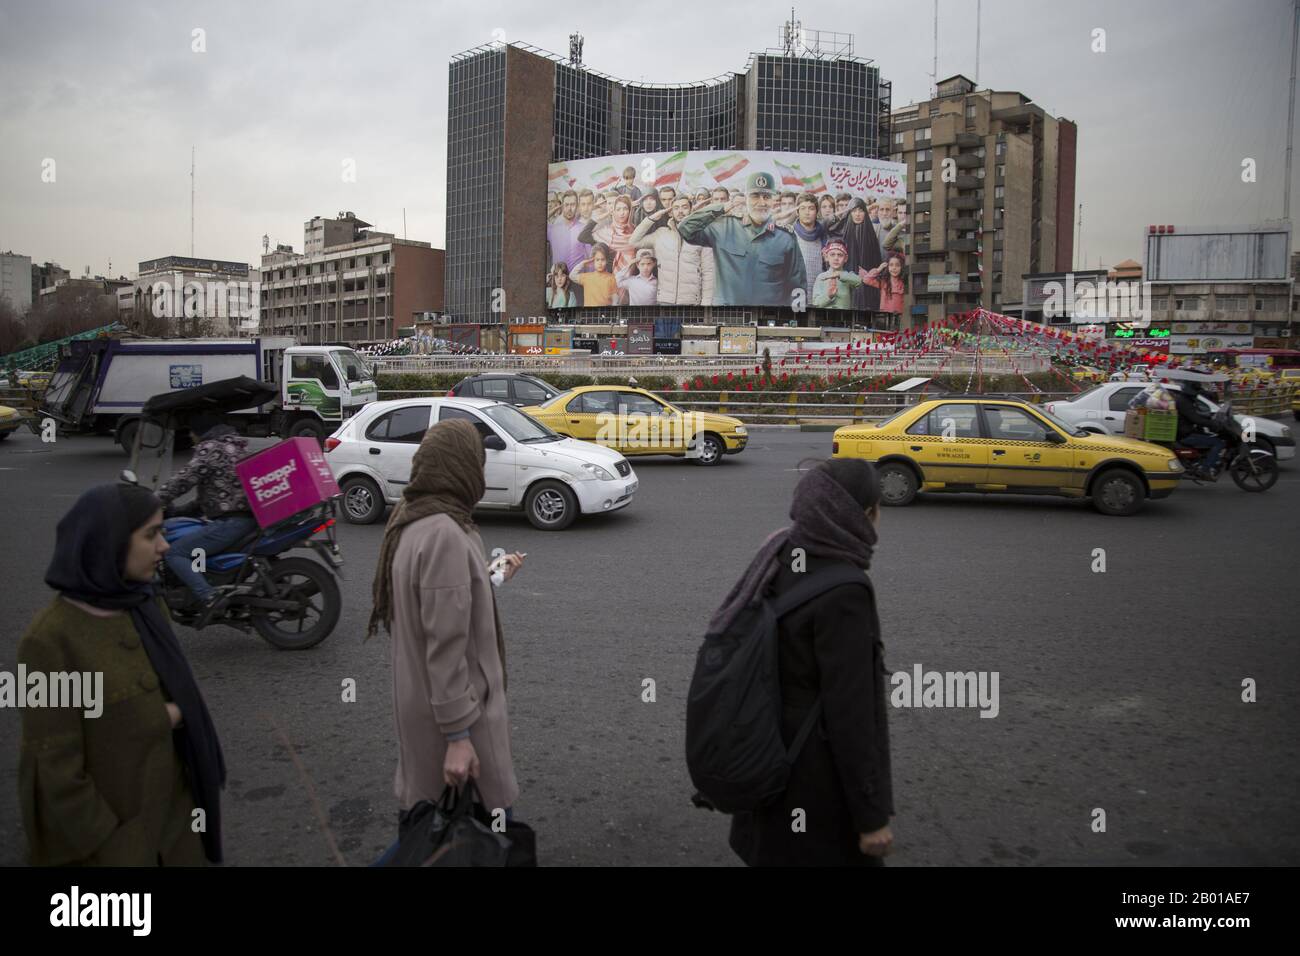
[1,428,1298,866]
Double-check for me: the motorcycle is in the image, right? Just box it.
[158,499,343,649]
[123,375,345,649]
[1167,400,1279,493]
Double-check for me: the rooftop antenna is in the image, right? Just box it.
[569,31,584,67]
[262,234,270,254]
[782,8,802,56]
[190,146,195,257]
[975,0,981,86]
[930,0,939,96]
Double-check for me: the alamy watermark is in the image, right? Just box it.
[147,278,262,323]
[1,667,103,718]
[1041,274,1152,325]
[890,664,999,718]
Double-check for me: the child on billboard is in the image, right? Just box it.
[811,238,863,310]
[570,242,620,307]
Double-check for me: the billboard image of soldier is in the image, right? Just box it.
[546,150,907,311]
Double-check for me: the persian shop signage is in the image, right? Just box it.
[1109,326,1170,339]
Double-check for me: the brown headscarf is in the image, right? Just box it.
[367,419,486,640]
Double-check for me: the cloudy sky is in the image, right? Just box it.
[0,0,1295,279]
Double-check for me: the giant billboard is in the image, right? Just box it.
[545,150,908,313]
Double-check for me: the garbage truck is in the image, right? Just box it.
[39,335,378,451]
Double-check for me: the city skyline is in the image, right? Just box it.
[0,0,1296,279]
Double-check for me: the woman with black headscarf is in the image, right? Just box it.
[712,459,895,867]
[369,419,525,858]
[827,197,884,311]
[18,483,226,865]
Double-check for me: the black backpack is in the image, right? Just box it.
[686,562,871,814]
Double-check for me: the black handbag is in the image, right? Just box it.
[386,781,510,867]
[473,805,538,868]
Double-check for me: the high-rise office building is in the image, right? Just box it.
[446,34,893,328]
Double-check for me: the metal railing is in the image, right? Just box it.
[1,321,125,373]
[370,350,1053,376]
[374,387,1083,423]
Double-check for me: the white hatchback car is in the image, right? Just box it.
[1045,382,1295,462]
[325,397,639,530]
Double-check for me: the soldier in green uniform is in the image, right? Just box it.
[677,171,807,307]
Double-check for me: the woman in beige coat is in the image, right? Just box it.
[368,419,525,852]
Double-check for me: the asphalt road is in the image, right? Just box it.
[1,427,1298,866]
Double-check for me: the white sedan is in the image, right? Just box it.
[325,397,639,530]
[1045,382,1294,462]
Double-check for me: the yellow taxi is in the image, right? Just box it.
[1274,368,1300,420]
[0,405,24,441]
[832,397,1183,516]
[522,385,747,466]
[1070,365,1108,383]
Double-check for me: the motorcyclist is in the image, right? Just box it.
[1171,377,1225,478]
[156,412,259,616]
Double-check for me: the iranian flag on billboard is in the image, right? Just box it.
[549,164,572,188]
[774,160,805,189]
[801,171,828,194]
[704,152,750,183]
[654,151,687,187]
[590,165,620,189]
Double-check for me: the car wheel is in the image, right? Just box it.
[1091,468,1145,516]
[525,480,578,531]
[877,462,918,506]
[691,432,725,466]
[340,475,386,524]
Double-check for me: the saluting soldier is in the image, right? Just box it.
[677,171,807,308]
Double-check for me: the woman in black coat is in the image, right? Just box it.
[716,459,894,866]
[827,197,884,312]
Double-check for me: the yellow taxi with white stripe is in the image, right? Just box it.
[832,397,1183,516]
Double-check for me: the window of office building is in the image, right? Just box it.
[994,185,1004,199]
[751,56,887,158]
[916,126,931,142]
[915,189,932,203]
[447,46,506,325]
[916,148,931,162]
[1174,297,1202,312]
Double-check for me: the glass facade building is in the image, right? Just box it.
[447,47,506,325]
[446,41,894,326]
[749,54,887,158]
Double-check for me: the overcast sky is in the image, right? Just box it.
[0,0,1295,279]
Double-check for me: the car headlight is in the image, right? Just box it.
[1167,458,1184,472]
[733,425,747,435]
[579,462,615,481]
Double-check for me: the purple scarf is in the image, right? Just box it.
[706,467,876,636]
[793,219,827,244]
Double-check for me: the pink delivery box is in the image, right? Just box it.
[236,437,341,528]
